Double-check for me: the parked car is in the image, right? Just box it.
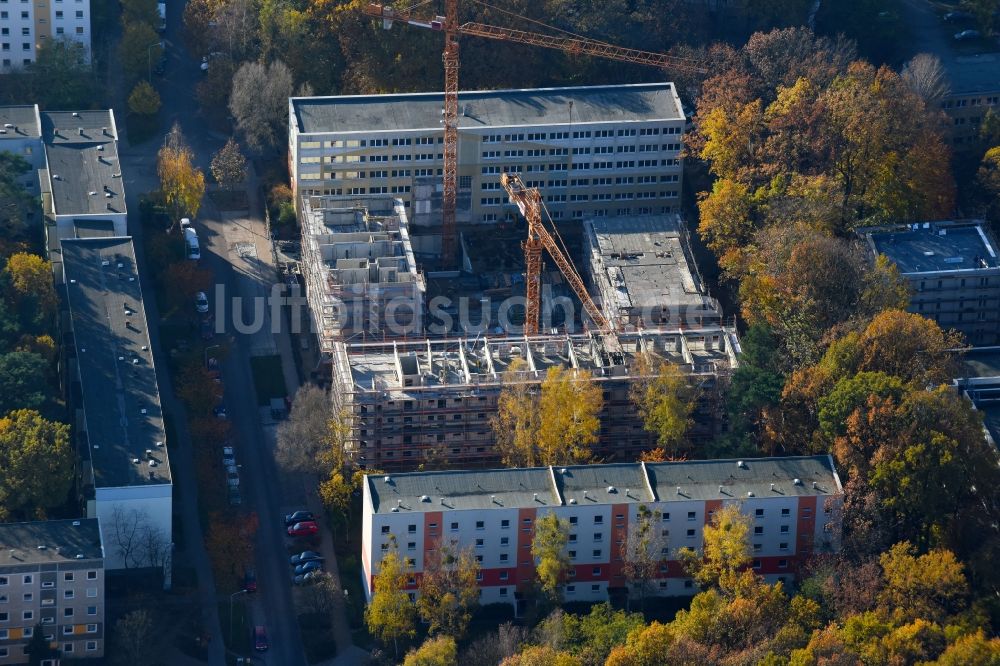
[213,403,227,419]
[294,561,323,576]
[228,486,242,506]
[222,445,235,466]
[284,510,314,527]
[945,10,974,21]
[253,625,268,652]
[287,521,318,537]
[243,567,257,592]
[200,56,209,72]
[289,551,324,566]
[954,29,980,40]
[226,468,240,487]
[194,291,209,314]
[180,217,192,229]
[293,571,321,586]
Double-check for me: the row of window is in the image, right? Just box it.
[0,620,98,634]
[0,572,98,585]
[0,588,96,602]
[942,95,999,109]
[0,641,98,659]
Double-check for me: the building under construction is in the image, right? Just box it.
[332,327,740,471]
[584,214,722,330]
[299,195,425,352]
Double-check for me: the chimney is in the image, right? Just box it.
[78,127,83,136]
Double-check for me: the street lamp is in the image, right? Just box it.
[229,589,248,648]
[146,41,164,82]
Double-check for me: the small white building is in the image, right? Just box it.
[362,456,844,612]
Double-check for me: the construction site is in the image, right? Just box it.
[289,1,739,471]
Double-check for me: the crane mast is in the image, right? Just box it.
[501,173,611,335]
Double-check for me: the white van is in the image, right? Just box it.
[183,226,200,260]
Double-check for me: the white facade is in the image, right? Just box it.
[89,486,172,570]
[362,458,844,610]
[0,0,91,71]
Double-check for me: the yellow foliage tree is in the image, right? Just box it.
[5,253,56,317]
[630,352,698,458]
[157,125,205,225]
[128,81,161,116]
[531,512,570,602]
[536,366,602,466]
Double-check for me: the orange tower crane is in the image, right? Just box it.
[500,172,610,335]
[364,2,706,269]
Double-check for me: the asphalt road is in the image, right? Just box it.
[120,0,309,663]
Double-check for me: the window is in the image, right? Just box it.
[684,580,694,589]
[500,553,508,562]
[500,571,509,581]
[500,536,509,546]
[778,559,788,569]
[450,522,458,532]
[566,585,576,594]
[63,573,73,582]
[407,524,416,534]
[593,532,603,542]
[594,516,603,525]
[754,526,763,535]
[86,624,97,633]
[0,577,6,586]
[406,542,415,550]
[592,567,601,576]
[781,508,790,517]
[755,508,764,517]
[500,519,510,529]
[499,587,508,597]
[687,512,696,521]
[752,559,762,569]
[23,626,32,637]
[87,606,96,616]
[63,644,73,654]
[86,641,97,651]
[0,630,6,640]
[780,525,790,533]
[569,517,578,525]
[22,594,31,602]
[476,521,485,530]
[22,611,32,621]
[779,542,789,551]
[802,508,812,518]
[380,525,390,534]
[661,512,670,522]
[568,534,577,543]
[22,575,32,585]
[475,539,484,548]
[64,590,74,599]
[41,581,54,589]
[753,543,762,553]
[86,588,97,598]
[568,550,577,559]
[64,608,73,617]
[592,549,602,558]
[686,529,695,538]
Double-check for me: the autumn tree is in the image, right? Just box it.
[500,646,582,666]
[878,542,969,624]
[5,252,57,321]
[229,60,293,152]
[492,358,540,467]
[275,384,342,474]
[365,539,416,657]
[630,352,698,458]
[157,123,205,225]
[725,324,785,454]
[0,154,36,242]
[163,261,213,312]
[175,361,221,417]
[297,572,341,616]
[111,610,159,666]
[604,622,678,666]
[119,22,161,83]
[0,410,72,520]
[532,512,571,602]
[679,504,751,592]
[210,137,248,191]
[120,0,159,28]
[620,505,667,610]
[204,510,256,585]
[403,636,458,666]
[128,81,161,116]
[538,366,602,465]
[416,545,479,639]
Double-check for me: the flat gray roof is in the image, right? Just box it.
[645,456,841,502]
[40,110,124,217]
[366,455,840,514]
[868,222,998,274]
[292,83,682,135]
[0,519,103,566]
[963,351,1000,378]
[945,53,1000,96]
[0,105,41,139]
[62,238,170,488]
[586,215,715,313]
[41,110,118,144]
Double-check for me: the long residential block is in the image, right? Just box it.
[62,237,172,571]
[0,519,105,664]
[362,456,844,610]
[862,220,1000,346]
[0,1,91,72]
[289,83,686,227]
[333,328,739,471]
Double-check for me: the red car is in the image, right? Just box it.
[287,521,318,537]
[253,625,268,652]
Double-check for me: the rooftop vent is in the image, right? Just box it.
[719,485,724,493]
[770,483,775,491]
[384,475,391,483]
[676,486,682,495]
[88,191,97,196]
[156,440,164,447]
[52,174,60,180]
[747,491,755,497]
[391,507,399,512]
[148,460,157,467]
[2,123,12,128]
[72,112,79,117]
[132,458,140,464]
[397,499,402,507]
[145,449,153,457]
[75,554,84,559]
[533,493,538,501]
[140,408,147,415]
[559,468,567,474]
[148,471,155,480]
[737,461,747,469]
[69,279,76,284]
[793,478,802,486]
[607,485,616,493]
[72,520,80,526]
[569,498,577,504]
[78,127,83,135]
[37,545,47,550]
[812,481,818,489]
[420,494,430,502]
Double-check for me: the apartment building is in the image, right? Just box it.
[289,83,686,228]
[62,237,172,571]
[362,456,844,610]
[0,519,105,664]
[939,54,1000,149]
[862,220,1000,346]
[0,0,91,71]
[300,194,426,351]
[584,214,722,330]
[332,328,740,471]
[956,349,1000,449]
[0,105,125,259]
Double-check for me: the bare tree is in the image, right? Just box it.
[902,53,951,106]
[112,610,159,665]
[137,523,171,569]
[275,384,334,475]
[229,60,293,153]
[458,622,530,666]
[210,137,248,191]
[620,505,668,611]
[297,572,340,616]
[109,507,167,569]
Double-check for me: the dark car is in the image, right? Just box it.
[954,29,981,40]
[293,571,321,586]
[289,551,324,566]
[294,560,323,576]
[945,10,975,21]
[284,510,314,527]
[253,625,268,652]
[287,521,318,537]
[244,567,257,593]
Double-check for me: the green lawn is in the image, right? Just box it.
[249,355,287,406]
